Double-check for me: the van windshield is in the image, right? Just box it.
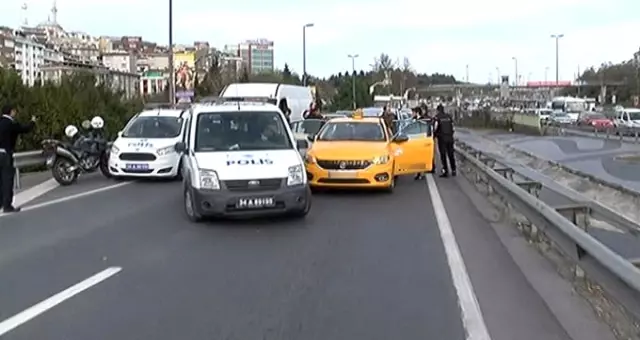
[195,111,292,151]
[122,116,183,138]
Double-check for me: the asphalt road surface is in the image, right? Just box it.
[0,175,614,340]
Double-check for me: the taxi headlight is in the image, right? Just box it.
[198,169,220,190]
[110,145,120,154]
[372,155,390,165]
[305,154,316,164]
[287,165,305,186]
[157,145,175,156]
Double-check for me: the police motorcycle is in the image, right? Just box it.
[41,116,111,186]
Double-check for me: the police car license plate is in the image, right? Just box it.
[328,171,357,178]
[125,163,149,170]
[236,197,275,209]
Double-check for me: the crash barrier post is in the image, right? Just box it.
[12,150,47,189]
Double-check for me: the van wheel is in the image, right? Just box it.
[184,186,203,223]
[291,196,311,218]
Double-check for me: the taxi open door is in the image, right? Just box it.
[390,120,435,175]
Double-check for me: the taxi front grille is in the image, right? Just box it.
[119,153,156,161]
[316,160,371,170]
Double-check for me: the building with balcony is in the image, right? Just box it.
[39,61,140,99]
[101,52,137,73]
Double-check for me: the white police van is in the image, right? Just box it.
[108,108,188,179]
[175,99,311,222]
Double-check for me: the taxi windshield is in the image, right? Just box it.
[194,111,292,152]
[317,122,386,142]
[122,116,183,138]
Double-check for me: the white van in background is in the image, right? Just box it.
[219,83,314,121]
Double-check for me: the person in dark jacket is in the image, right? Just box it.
[433,104,456,177]
[303,102,323,119]
[0,104,36,213]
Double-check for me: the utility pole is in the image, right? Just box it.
[168,0,175,106]
[348,54,359,109]
[302,23,314,86]
[551,34,564,85]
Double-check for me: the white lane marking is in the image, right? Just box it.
[14,178,59,207]
[0,266,122,336]
[426,174,492,340]
[0,181,131,218]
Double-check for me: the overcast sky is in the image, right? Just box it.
[2,0,639,83]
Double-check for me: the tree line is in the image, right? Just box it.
[0,68,143,152]
[194,52,460,110]
[562,47,640,104]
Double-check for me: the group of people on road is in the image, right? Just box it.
[0,104,36,214]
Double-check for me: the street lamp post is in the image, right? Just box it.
[512,57,518,86]
[302,23,314,86]
[465,64,469,83]
[348,54,359,109]
[168,0,175,106]
[545,66,549,82]
[551,34,564,85]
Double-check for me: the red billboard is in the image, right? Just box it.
[526,81,572,87]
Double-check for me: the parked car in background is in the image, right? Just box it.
[549,112,575,125]
[577,112,613,129]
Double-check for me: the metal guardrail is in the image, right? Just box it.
[454,141,640,326]
[12,150,47,189]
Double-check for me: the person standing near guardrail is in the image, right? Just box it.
[0,104,36,213]
[433,104,456,177]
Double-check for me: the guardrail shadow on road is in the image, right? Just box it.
[454,141,640,339]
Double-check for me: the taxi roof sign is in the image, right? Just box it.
[353,109,364,119]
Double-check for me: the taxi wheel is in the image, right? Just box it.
[184,187,203,223]
[384,175,395,193]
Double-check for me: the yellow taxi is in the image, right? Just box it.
[304,110,435,192]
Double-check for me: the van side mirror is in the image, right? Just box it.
[306,134,315,142]
[393,134,409,143]
[174,141,186,153]
[117,130,123,137]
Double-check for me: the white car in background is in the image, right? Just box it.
[108,108,188,179]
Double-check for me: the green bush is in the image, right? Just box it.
[0,68,143,152]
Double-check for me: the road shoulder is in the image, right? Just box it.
[446,173,616,340]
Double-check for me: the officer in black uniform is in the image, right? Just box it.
[0,104,36,213]
[433,104,456,177]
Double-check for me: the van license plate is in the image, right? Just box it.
[236,197,275,209]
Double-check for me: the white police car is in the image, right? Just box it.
[108,108,188,179]
[175,99,311,221]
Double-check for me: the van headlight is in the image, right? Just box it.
[110,145,120,154]
[287,165,305,186]
[372,155,390,164]
[198,169,220,190]
[157,145,175,156]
